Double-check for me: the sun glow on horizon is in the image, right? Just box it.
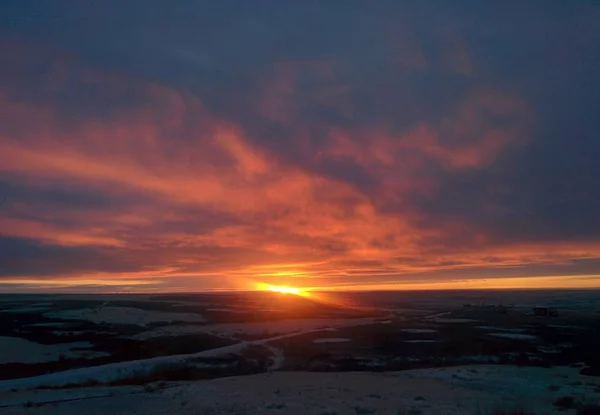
[255,282,308,296]
[268,285,301,295]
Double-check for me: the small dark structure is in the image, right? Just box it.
[532,306,558,317]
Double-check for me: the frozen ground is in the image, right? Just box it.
[2,289,599,411]
[131,318,376,340]
[0,337,108,364]
[1,365,598,414]
[0,318,378,391]
[45,306,206,326]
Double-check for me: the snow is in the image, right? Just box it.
[401,328,437,333]
[312,338,350,343]
[488,333,538,341]
[45,306,206,326]
[0,318,378,391]
[0,337,109,364]
[131,318,376,340]
[1,365,598,414]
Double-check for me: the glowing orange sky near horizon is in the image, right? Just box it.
[2,274,600,294]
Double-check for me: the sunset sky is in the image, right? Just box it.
[1,1,599,293]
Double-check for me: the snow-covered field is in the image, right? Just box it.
[131,318,376,340]
[0,318,379,392]
[1,365,598,414]
[0,337,108,364]
[2,290,599,414]
[45,306,206,326]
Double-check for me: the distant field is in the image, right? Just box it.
[0,290,599,382]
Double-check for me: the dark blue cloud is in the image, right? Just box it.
[0,236,134,277]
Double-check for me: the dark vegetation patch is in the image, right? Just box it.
[554,395,576,410]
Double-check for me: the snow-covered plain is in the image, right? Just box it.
[1,365,598,414]
[131,318,376,340]
[0,337,108,364]
[0,318,379,391]
[45,306,206,326]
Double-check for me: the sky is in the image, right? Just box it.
[1,1,599,293]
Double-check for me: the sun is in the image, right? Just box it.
[267,285,301,295]
[256,283,306,296]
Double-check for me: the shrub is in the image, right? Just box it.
[554,396,576,410]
